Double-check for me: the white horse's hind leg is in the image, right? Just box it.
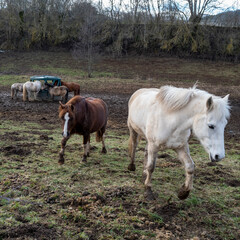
[11,89,15,99]
[142,143,148,182]
[28,90,34,101]
[128,124,138,171]
[34,91,39,101]
[175,144,195,200]
[143,142,158,200]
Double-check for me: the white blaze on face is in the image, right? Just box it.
[63,112,70,138]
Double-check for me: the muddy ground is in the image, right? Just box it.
[1,84,240,139]
[0,53,240,240]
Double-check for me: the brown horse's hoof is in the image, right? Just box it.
[59,154,65,165]
[128,163,136,171]
[101,147,107,154]
[178,185,190,200]
[144,186,156,201]
[82,155,87,162]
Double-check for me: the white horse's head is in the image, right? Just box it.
[193,95,230,162]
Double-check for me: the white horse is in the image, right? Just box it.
[22,81,42,102]
[127,85,230,200]
[11,83,24,99]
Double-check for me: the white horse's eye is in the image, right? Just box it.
[208,124,215,129]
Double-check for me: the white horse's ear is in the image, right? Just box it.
[206,97,213,111]
[223,94,229,103]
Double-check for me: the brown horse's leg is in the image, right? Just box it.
[99,126,107,154]
[59,136,70,165]
[128,123,138,171]
[175,145,195,200]
[82,134,90,162]
[87,135,90,157]
[143,142,158,200]
[101,134,107,153]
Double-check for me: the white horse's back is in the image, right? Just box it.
[128,88,160,137]
[23,81,42,101]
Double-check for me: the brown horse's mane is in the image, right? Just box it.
[58,96,85,118]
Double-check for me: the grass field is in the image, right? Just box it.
[0,51,239,239]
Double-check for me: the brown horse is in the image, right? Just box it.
[61,81,80,96]
[58,95,108,164]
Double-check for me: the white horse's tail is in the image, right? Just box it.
[23,83,27,101]
[11,86,14,99]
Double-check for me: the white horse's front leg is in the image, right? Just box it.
[175,144,195,200]
[143,142,158,200]
[32,91,37,101]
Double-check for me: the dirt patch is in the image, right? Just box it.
[1,145,31,156]
[0,132,25,142]
[0,223,58,239]
[226,179,240,187]
[155,202,180,222]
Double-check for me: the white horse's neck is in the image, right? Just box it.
[173,92,211,131]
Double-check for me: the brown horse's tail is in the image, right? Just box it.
[96,130,103,142]
[23,83,27,101]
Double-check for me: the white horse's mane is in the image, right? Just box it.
[157,84,200,111]
[157,84,230,118]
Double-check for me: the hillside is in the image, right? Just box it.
[202,10,240,27]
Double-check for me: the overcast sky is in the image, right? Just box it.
[222,0,239,9]
[177,0,239,14]
[99,0,239,13]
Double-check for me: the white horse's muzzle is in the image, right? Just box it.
[209,153,225,162]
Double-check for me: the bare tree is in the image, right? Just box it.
[184,0,221,24]
[73,1,104,77]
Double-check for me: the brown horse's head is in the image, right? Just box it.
[59,102,76,138]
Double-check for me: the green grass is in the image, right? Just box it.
[0,75,29,86]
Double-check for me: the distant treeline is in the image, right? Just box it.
[0,0,239,61]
